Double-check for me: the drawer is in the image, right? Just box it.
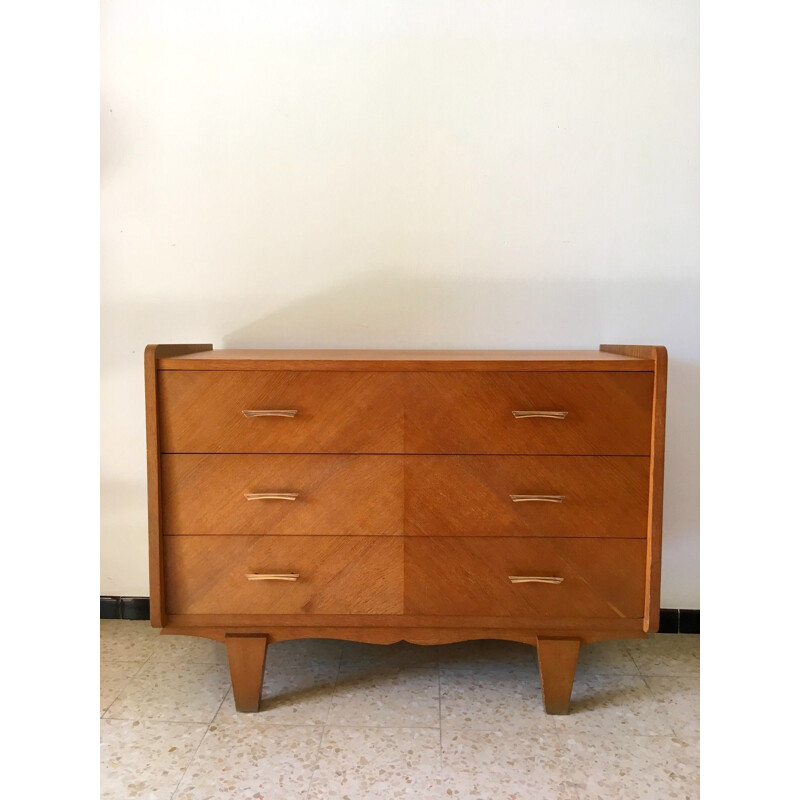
[162,454,403,536]
[405,537,646,618]
[404,456,649,538]
[158,370,404,453]
[404,372,653,454]
[164,536,403,614]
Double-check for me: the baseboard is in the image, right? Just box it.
[100,597,700,633]
[101,596,150,620]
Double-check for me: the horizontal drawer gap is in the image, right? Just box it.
[161,451,652,457]
[156,368,655,373]
[161,534,647,540]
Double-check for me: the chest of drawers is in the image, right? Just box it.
[145,345,667,714]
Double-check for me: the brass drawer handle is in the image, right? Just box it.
[242,409,298,418]
[245,493,299,501]
[245,573,299,581]
[512,410,568,420]
[508,575,564,585]
[510,494,565,503]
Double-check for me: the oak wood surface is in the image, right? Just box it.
[601,345,667,631]
[159,369,654,455]
[145,343,212,626]
[162,454,403,536]
[163,626,645,645]
[164,614,643,631]
[403,372,654,455]
[404,455,649,538]
[157,349,654,371]
[404,537,646,618]
[146,343,667,715]
[164,535,404,615]
[159,370,405,454]
[225,634,268,713]
[162,453,647,538]
[537,638,581,714]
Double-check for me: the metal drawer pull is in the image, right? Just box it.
[245,573,299,581]
[512,410,568,420]
[242,409,298,418]
[508,576,564,585]
[510,494,565,503]
[245,492,299,501]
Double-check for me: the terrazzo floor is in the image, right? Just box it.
[100,621,699,799]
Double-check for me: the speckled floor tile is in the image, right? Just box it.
[148,633,228,664]
[98,622,698,798]
[440,667,554,733]
[100,619,159,662]
[100,661,143,715]
[574,640,641,677]
[644,676,700,737]
[341,640,439,669]
[625,634,700,676]
[100,718,207,800]
[213,662,339,725]
[441,729,574,800]
[307,726,442,800]
[559,733,699,800]
[552,675,674,736]
[329,665,440,727]
[172,722,323,800]
[106,660,230,723]
[438,638,537,671]
[266,637,344,668]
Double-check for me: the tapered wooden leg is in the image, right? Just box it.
[225,634,268,712]
[537,638,580,715]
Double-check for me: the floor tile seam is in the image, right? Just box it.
[101,713,224,725]
[100,660,147,716]
[168,719,214,800]
[620,640,648,679]
[321,722,442,730]
[436,648,443,767]
[554,726,680,737]
[301,646,346,800]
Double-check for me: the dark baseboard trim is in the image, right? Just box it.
[101,596,151,621]
[101,597,699,633]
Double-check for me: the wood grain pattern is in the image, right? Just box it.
[158,370,404,454]
[146,343,667,715]
[404,537,646,618]
[164,536,404,615]
[225,634,268,712]
[156,349,654,371]
[404,372,654,455]
[404,456,649,538]
[145,343,212,626]
[163,626,645,645]
[164,614,643,631]
[537,638,581,714]
[162,454,403,536]
[159,369,654,455]
[601,345,667,631]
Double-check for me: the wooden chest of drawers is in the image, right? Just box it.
[145,345,666,714]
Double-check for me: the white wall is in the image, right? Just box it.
[101,0,699,606]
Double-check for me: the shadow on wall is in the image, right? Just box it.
[221,268,697,352]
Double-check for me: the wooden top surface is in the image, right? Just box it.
[155,348,655,372]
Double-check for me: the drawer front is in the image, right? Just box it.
[164,536,403,615]
[405,537,646,618]
[404,456,649,538]
[404,372,653,454]
[158,371,404,453]
[162,454,403,536]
